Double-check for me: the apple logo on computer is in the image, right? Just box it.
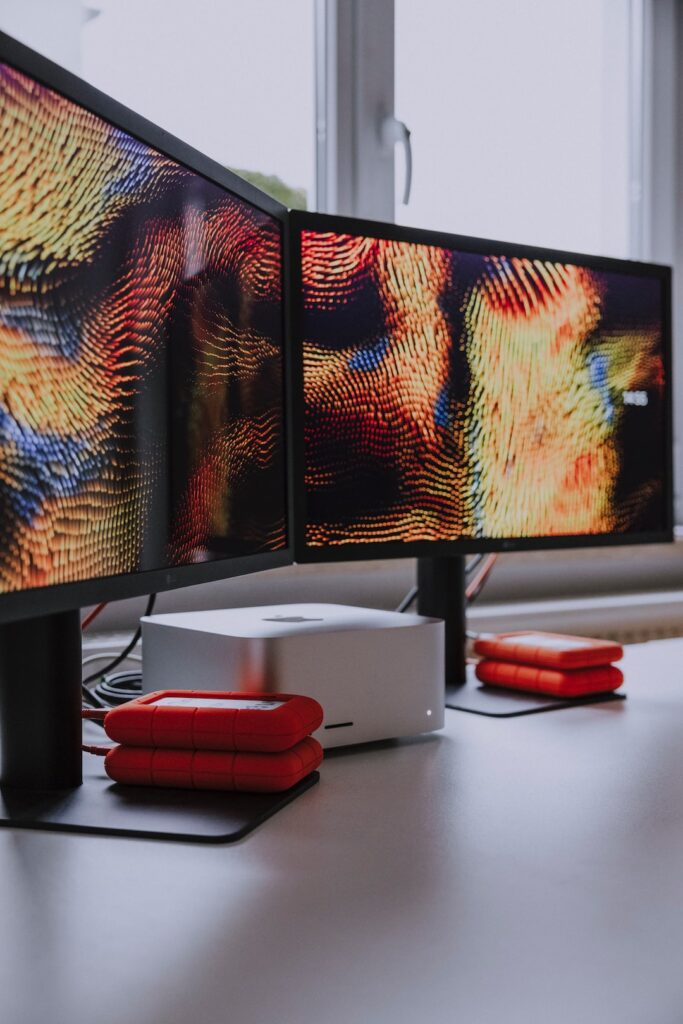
[261,614,324,623]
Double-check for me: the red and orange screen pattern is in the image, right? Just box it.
[300,230,666,547]
[0,63,285,593]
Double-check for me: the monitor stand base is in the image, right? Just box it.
[415,556,626,718]
[0,609,319,842]
[0,756,319,843]
[446,669,626,717]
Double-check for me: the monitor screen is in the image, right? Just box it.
[290,213,672,558]
[0,54,288,613]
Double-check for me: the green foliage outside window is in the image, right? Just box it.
[230,168,307,210]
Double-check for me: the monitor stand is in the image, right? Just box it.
[416,556,625,717]
[0,610,318,842]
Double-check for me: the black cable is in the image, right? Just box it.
[395,585,418,613]
[92,670,142,706]
[82,593,156,694]
[465,553,485,576]
[81,680,108,709]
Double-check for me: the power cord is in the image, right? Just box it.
[395,585,419,614]
[81,602,107,631]
[92,670,142,707]
[80,709,113,756]
[464,554,497,603]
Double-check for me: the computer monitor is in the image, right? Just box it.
[0,33,300,838]
[288,211,673,561]
[288,210,673,717]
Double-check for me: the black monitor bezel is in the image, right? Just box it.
[0,31,292,624]
[287,209,674,564]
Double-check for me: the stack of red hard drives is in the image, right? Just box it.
[99,690,324,792]
[472,631,625,698]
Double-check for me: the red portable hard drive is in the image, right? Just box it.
[473,631,623,670]
[103,690,323,752]
[475,658,624,698]
[104,736,323,792]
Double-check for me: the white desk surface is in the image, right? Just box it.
[3,638,683,1024]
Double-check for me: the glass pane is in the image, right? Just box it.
[395,0,631,257]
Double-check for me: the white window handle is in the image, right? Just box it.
[381,116,412,205]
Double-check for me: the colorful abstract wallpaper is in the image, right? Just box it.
[0,62,285,593]
[300,229,667,548]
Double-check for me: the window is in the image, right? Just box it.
[0,0,315,210]
[395,0,632,258]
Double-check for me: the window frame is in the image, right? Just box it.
[315,0,395,220]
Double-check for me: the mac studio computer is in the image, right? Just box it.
[0,32,308,841]
[287,210,674,716]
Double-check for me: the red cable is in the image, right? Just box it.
[465,553,498,602]
[81,707,107,720]
[81,602,107,631]
[82,744,112,756]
